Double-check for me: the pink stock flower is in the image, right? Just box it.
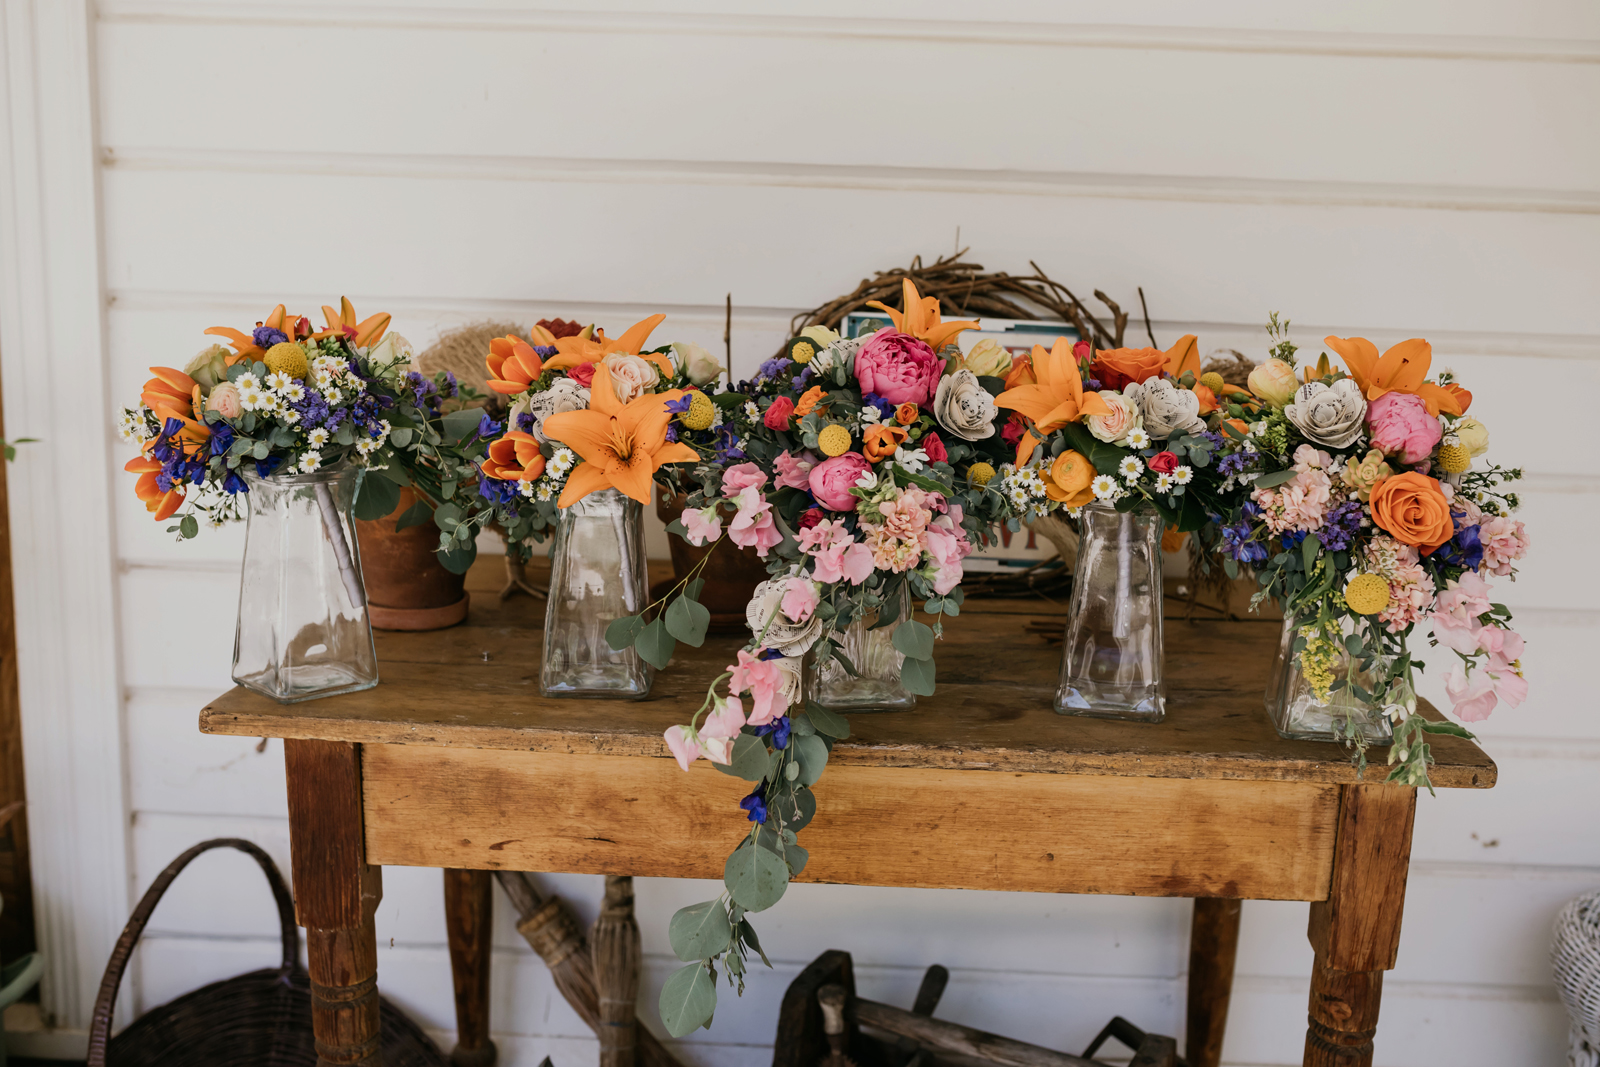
[780,576,820,622]
[730,649,784,725]
[809,453,871,511]
[854,329,943,406]
[727,485,783,557]
[1478,515,1529,577]
[1362,535,1435,633]
[1251,462,1333,534]
[721,462,768,495]
[773,449,818,490]
[1366,391,1442,465]
[878,486,934,542]
[681,505,723,546]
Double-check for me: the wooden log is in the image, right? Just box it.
[1185,897,1242,1067]
[592,875,641,1067]
[853,996,1098,1067]
[444,868,498,1067]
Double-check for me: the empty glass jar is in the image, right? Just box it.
[541,488,654,698]
[1054,502,1165,722]
[1267,614,1394,744]
[805,601,916,712]
[233,465,379,703]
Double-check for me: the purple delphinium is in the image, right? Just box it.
[1436,516,1485,571]
[739,787,768,824]
[1220,518,1268,564]
[1318,500,1365,552]
[755,716,791,750]
[664,394,693,415]
[474,412,504,442]
[514,412,536,434]
[478,476,519,509]
[1218,450,1259,477]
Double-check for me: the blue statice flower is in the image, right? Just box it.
[1197,430,1225,451]
[292,389,332,429]
[756,356,793,381]
[739,787,768,824]
[532,344,558,358]
[664,393,694,415]
[755,716,791,750]
[1318,500,1364,552]
[253,326,288,348]
[792,365,814,391]
[665,424,679,443]
[1220,518,1268,564]
[475,412,504,442]
[404,370,440,411]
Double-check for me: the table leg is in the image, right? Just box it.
[1186,897,1242,1067]
[1302,783,1417,1067]
[444,868,498,1066]
[286,739,384,1067]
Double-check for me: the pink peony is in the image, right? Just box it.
[721,462,768,496]
[809,452,871,511]
[773,449,818,490]
[780,576,820,622]
[854,329,943,406]
[727,486,783,557]
[763,396,795,430]
[681,505,723,546]
[729,649,784,725]
[1366,392,1442,465]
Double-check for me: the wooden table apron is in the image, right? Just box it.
[201,578,1494,1067]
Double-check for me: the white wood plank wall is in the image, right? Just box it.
[76,1,1600,1063]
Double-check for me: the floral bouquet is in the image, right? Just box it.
[1212,316,1528,784]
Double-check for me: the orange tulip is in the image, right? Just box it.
[541,375,699,506]
[544,314,672,379]
[313,296,391,347]
[1324,336,1462,417]
[862,424,908,464]
[994,338,1113,464]
[125,456,185,521]
[480,430,547,482]
[865,278,979,353]
[205,304,294,363]
[485,329,558,395]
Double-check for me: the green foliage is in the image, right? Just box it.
[665,594,712,647]
[724,841,789,912]
[352,473,401,521]
[658,963,717,1037]
[605,615,646,652]
[791,733,829,787]
[668,901,733,962]
[636,618,676,669]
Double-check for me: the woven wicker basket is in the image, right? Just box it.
[88,837,446,1067]
[1555,890,1600,1067]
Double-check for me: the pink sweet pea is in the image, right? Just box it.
[727,486,783,557]
[702,695,746,741]
[721,462,769,495]
[730,649,784,725]
[1444,656,1527,723]
[796,516,849,554]
[664,724,733,770]
[781,576,820,622]
[923,514,973,595]
[1431,612,1481,655]
[681,505,723,546]
[1435,571,1492,624]
[773,450,819,491]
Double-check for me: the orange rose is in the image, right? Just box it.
[1044,451,1094,507]
[1090,347,1168,390]
[1369,472,1454,553]
[894,402,919,426]
[861,423,908,464]
[794,384,826,417]
[1005,353,1036,389]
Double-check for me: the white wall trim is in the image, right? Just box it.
[0,0,131,1039]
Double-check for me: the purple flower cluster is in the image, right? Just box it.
[149,417,207,492]
[1318,500,1364,552]
[478,476,519,509]
[1217,449,1259,477]
[664,393,694,415]
[252,326,288,348]
[755,356,792,382]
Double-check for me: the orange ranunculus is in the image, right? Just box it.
[794,385,826,417]
[865,278,979,353]
[1004,353,1036,389]
[1324,336,1462,417]
[1192,383,1218,415]
[485,326,558,395]
[544,314,672,379]
[313,297,390,347]
[124,456,185,521]
[1442,382,1473,414]
[995,338,1113,464]
[1369,472,1454,554]
[861,424,908,464]
[1044,451,1094,507]
[480,430,546,482]
[541,375,699,506]
[1163,334,1200,380]
[205,304,294,363]
[894,402,919,426]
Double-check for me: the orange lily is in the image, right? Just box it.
[1301,352,1334,383]
[124,456,185,521]
[485,326,559,395]
[542,375,698,506]
[1324,336,1462,417]
[206,304,294,363]
[1163,334,1201,379]
[480,430,547,482]
[1441,382,1473,414]
[544,314,672,379]
[313,296,391,347]
[866,278,979,353]
[995,338,1113,464]
[139,367,212,447]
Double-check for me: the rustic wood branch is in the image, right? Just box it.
[592,875,641,1067]
[1137,287,1157,348]
[852,995,1099,1067]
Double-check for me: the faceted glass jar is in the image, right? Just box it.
[233,466,379,703]
[1054,502,1166,722]
[1268,614,1394,744]
[541,488,654,698]
[805,601,916,712]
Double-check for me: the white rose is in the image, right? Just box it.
[746,578,823,657]
[1132,378,1205,440]
[933,369,997,442]
[602,352,660,403]
[671,341,723,387]
[1284,378,1366,449]
[1085,390,1143,445]
[957,338,1013,379]
[367,331,414,372]
[528,377,590,443]
[184,343,232,391]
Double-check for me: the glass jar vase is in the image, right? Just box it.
[805,601,916,712]
[1054,502,1165,722]
[1267,614,1394,744]
[541,488,654,698]
[233,466,379,703]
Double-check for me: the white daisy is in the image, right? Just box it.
[280,408,301,425]
[348,378,367,394]
[1118,456,1144,481]
[315,372,335,390]
[378,419,391,436]
[1125,428,1151,449]
[535,483,554,502]
[117,410,145,443]
[281,382,305,403]
[743,401,761,421]
[1172,465,1194,485]
[298,450,323,473]
[264,371,293,392]
[323,388,343,407]
[1091,475,1120,501]
[306,427,330,447]
[1065,506,1084,520]
[237,385,265,411]
[1154,473,1173,492]
[550,448,575,474]
[355,437,378,455]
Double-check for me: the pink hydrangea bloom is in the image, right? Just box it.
[773,450,818,491]
[720,462,768,496]
[727,485,782,557]
[681,505,723,546]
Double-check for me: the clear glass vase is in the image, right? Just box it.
[1054,502,1165,722]
[805,602,916,712]
[1268,614,1394,744]
[233,466,379,703]
[541,488,654,698]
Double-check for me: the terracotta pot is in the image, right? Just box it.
[354,487,470,631]
[654,490,769,634]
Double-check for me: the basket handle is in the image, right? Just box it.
[86,837,299,1067]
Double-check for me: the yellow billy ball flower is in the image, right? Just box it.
[680,390,716,431]
[263,341,309,381]
[1435,443,1471,474]
[968,461,996,487]
[817,424,852,457]
[1199,371,1225,394]
[784,337,817,364]
[1344,573,1392,616]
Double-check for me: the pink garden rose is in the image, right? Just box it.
[721,462,768,495]
[206,382,242,419]
[1366,391,1442,465]
[854,329,943,406]
[773,449,818,491]
[808,452,871,511]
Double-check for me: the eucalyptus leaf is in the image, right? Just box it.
[788,786,817,831]
[892,619,935,661]
[178,514,199,539]
[375,463,411,486]
[433,503,464,531]
[710,734,770,782]
[436,539,477,575]
[802,704,849,740]
[658,963,717,1038]
[389,426,413,448]
[441,407,484,443]
[636,618,676,670]
[605,615,646,652]
[353,475,401,521]
[900,655,937,696]
[738,918,772,968]
[665,595,711,647]
[724,841,789,912]
[1252,469,1300,489]
[792,733,829,787]
[784,843,809,876]
[667,900,733,962]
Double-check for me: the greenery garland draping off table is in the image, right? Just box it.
[198,557,1494,1067]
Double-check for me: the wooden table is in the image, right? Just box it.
[199,561,1495,1067]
